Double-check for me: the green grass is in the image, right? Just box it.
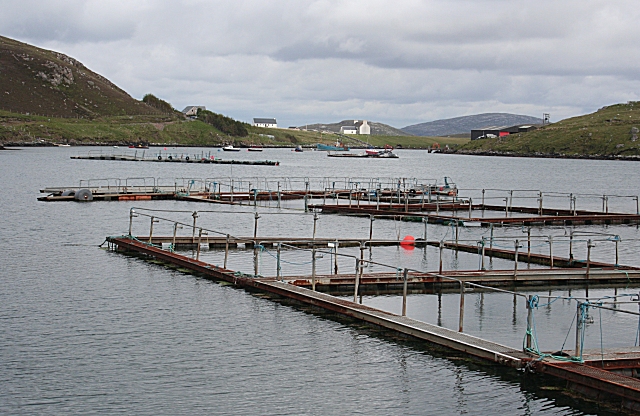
[0,110,470,148]
[458,102,640,157]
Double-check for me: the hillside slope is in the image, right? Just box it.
[0,35,162,118]
[402,113,542,136]
[300,120,411,136]
[457,103,640,158]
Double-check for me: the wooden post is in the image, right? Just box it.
[439,241,444,274]
[526,295,533,350]
[615,236,619,267]
[468,198,472,218]
[481,189,485,209]
[549,236,554,269]
[458,282,465,332]
[527,227,531,259]
[402,268,408,316]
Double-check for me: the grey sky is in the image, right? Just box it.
[2,0,639,128]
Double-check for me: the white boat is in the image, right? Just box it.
[247,146,263,152]
[57,144,71,147]
[222,145,241,152]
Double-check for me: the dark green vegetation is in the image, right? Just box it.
[458,102,640,158]
[142,94,176,114]
[197,109,248,137]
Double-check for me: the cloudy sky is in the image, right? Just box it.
[2,0,639,127]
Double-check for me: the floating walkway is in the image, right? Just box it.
[71,153,279,166]
[104,234,640,412]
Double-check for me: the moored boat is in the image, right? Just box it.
[222,145,241,152]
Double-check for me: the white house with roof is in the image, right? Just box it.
[358,120,371,135]
[340,125,358,134]
[182,106,206,116]
[253,118,277,128]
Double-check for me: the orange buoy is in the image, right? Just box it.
[400,235,416,246]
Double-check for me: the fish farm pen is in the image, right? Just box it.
[39,175,640,411]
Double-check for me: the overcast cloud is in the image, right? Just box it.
[2,0,639,127]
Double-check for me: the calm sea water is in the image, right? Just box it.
[2,146,639,415]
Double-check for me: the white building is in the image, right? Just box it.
[340,125,358,134]
[253,118,277,128]
[182,106,206,116]
[358,120,371,135]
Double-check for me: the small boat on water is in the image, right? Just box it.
[129,143,149,149]
[317,141,349,151]
[56,144,71,147]
[248,146,263,152]
[222,145,241,152]
[294,145,303,152]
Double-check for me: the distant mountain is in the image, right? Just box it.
[0,35,163,118]
[402,113,543,137]
[299,120,412,136]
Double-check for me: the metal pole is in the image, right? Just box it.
[509,190,513,210]
[276,243,282,280]
[439,241,444,274]
[489,224,494,252]
[615,236,619,267]
[277,182,281,208]
[313,211,318,241]
[369,215,374,244]
[527,227,531,259]
[402,268,408,316]
[253,212,260,242]
[224,234,230,269]
[312,247,316,291]
[514,239,520,279]
[230,179,234,203]
[172,222,179,252]
[586,239,594,279]
[353,259,360,303]
[191,211,198,243]
[455,221,459,245]
[196,228,203,260]
[128,208,136,236]
[334,240,339,275]
[458,282,465,332]
[468,198,472,218]
[481,237,486,270]
[149,216,157,243]
[549,236,554,269]
[569,231,573,261]
[504,197,509,217]
[575,302,583,358]
[538,192,543,216]
[481,189,485,209]
[423,217,428,242]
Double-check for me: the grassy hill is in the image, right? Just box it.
[0,35,470,149]
[402,113,542,136]
[457,102,640,158]
[0,35,164,118]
